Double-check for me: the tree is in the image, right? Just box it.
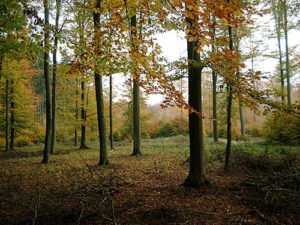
[131,14,142,156]
[93,0,108,166]
[5,79,9,152]
[10,79,15,150]
[109,75,114,150]
[79,79,89,149]
[183,2,208,186]
[42,0,52,164]
[211,17,219,143]
[50,0,62,154]
[271,0,285,103]
[224,0,235,172]
[282,0,291,107]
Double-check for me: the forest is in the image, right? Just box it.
[0,0,300,224]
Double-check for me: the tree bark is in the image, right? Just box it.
[212,71,218,143]
[211,16,218,143]
[273,2,285,103]
[10,79,15,150]
[94,0,108,166]
[0,54,2,81]
[79,80,89,149]
[109,75,114,150]
[183,11,208,187]
[75,79,79,146]
[130,15,142,156]
[5,79,9,152]
[225,0,233,171]
[42,0,52,163]
[239,103,245,137]
[50,0,61,154]
[283,0,291,107]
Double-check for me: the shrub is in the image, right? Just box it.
[263,111,300,145]
[171,117,188,135]
[246,124,262,137]
[154,122,176,138]
[15,136,32,147]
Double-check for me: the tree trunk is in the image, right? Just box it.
[130,15,142,156]
[211,16,218,143]
[79,81,89,149]
[183,12,208,187]
[283,0,291,107]
[5,79,9,152]
[109,75,114,150]
[75,79,79,146]
[225,1,233,171]
[0,54,2,86]
[212,71,218,143]
[42,0,52,163]
[10,79,15,150]
[94,0,108,166]
[50,0,61,154]
[239,103,245,137]
[274,3,285,103]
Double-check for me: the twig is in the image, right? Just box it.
[77,201,85,225]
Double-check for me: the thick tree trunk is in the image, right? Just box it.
[10,79,15,150]
[109,75,114,150]
[212,71,218,143]
[42,0,52,163]
[225,2,233,171]
[183,13,208,187]
[5,79,9,152]
[50,0,61,154]
[283,0,291,107]
[79,81,89,149]
[130,15,142,156]
[94,0,108,166]
[94,73,108,165]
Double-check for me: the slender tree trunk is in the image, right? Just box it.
[5,79,9,152]
[225,1,233,171]
[212,71,218,143]
[251,58,257,123]
[109,75,114,150]
[79,81,89,149]
[283,0,291,107]
[239,103,245,137]
[211,16,218,143]
[180,78,184,118]
[94,0,108,166]
[42,0,52,163]
[0,54,2,89]
[274,4,285,103]
[10,79,15,150]
[50,0,61,154]
[131,15,142,156]
[183,11,208,187]
[75,79,79,146]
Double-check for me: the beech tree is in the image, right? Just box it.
[130,14,142,156]
[109,75,114,150]
[50,0,62,154]
[183,1,208,186]
[93,0,109,165]
[42,0,52,163]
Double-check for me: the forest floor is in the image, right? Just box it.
[0,136,299,225]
